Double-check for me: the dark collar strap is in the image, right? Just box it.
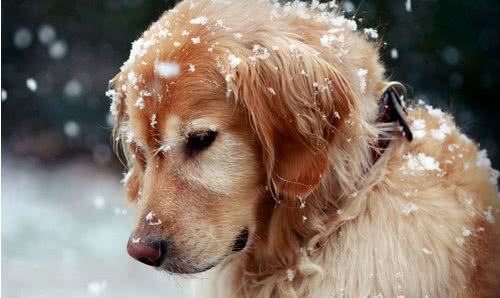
[371,84,413,164]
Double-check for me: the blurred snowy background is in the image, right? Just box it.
[1,0,499,297]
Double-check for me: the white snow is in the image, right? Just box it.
[402,203,419,216]
[191,36,201,44]
[476,149,492,168]
[38,24,56,44]
[145,211,162,225]
[87,280,108,297]
[14,27,33,49]
[64,120,80,138]
[364,28,379,39]
[188,64,196,72]
[174,41,181,47]
[357,68,368,94]
[430,122,453,141]
[484,206,495,224]
[286,269,296,281]
[48,40,68,59]
[2,89,7,101]
[190,16,209,25]
[390,48,399,59]
[267,87,276,95]
[411,119,426,139]
[154,62,180,79]
[127,71,138,85]
[105,89,120,116]
[422,248,432,255]
[150,114,157,128]
[401,152,442,175]
[64,79,83,98]
[405,0,412,12]
[462,227,472,237]
[320,34,337,47]
[228,54,242,68]
[93,196,106,210]
[134,97,145,110]
[26,78,38,92]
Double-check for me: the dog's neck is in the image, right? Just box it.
[240,77,389,279]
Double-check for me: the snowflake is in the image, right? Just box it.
[154,61,180,79]
[401,152,442,175]
[363,28,379,39]
[402,203,419,216]
[145,211,162,225]
[422,248,432,255]
[462,227,472,237]
[191,36,201,44]
[88,280,108,297]
[150,114,157,128]
[228,54,242,68]
[26,78,38,92]
[134,97,144,110]
[391,48,399,59]
[411,119,426,139]
[190,16,209,25]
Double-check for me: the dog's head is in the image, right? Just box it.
[109,0,380,273]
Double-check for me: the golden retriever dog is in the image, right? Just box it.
[107,0,500,297]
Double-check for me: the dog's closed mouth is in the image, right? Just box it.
[232,228,249,252]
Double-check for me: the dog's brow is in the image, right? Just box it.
[189,118,218,132]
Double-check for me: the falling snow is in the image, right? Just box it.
[391,48,399,59]
[87,280,108,297]
[64,120,80,138]
[26,78,38,92]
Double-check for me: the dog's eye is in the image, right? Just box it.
[186,130,217,156]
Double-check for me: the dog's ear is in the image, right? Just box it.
[224,42,358,198]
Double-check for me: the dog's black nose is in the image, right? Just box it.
[127,236,164,267]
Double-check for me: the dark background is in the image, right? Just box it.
[2,0,499,168]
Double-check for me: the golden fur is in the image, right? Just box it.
[109,0,500,296]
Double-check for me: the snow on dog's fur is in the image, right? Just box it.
[109,0,500,297]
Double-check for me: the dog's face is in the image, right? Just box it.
[110,0,372,274]
[113,61,267,273]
